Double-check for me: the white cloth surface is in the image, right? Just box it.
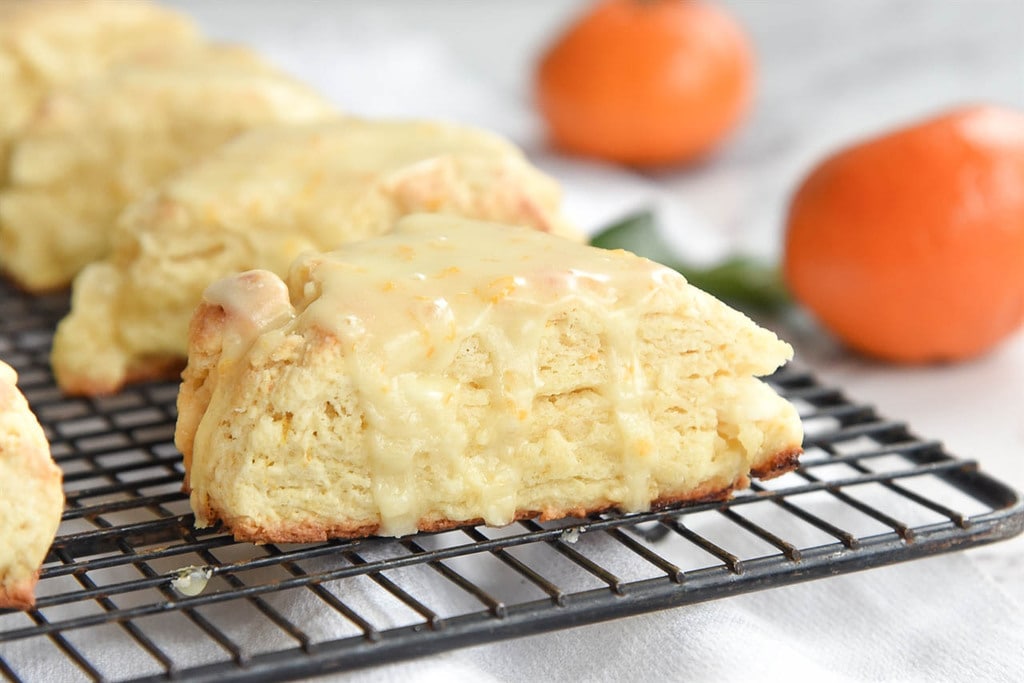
[10,2,1022,681]
[351,554,1024,683]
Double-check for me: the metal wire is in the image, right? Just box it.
[1,279,1021,683]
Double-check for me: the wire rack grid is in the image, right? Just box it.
[0,279,1021,682]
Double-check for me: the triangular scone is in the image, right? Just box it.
[51,119,581,396]
[0,361,63,610]
[175,214,802,542]
[0,48,335,293]
[0,0,199,171]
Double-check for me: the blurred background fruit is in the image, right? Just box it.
[783,105,1024,363]
[535,0,753,167]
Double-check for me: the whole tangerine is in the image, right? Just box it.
[783,105,1024,363]
[535,0,754,167]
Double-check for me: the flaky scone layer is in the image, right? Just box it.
[175,215,803,542]
[52,118,580,396]
[0,361,63,610]
[0,46,335,292]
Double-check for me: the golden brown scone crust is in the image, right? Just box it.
[176,215,803,543]
[0,361,63,610]
[52,118,579,396]
[199,483,742,544]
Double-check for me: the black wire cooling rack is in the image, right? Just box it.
[1,279,1022,683]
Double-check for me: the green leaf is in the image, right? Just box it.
[589,210,792,314]
[589,210,673,255]
[675,257,791,313]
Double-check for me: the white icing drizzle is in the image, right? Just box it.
[202,270,295,353]
[196,215,678,535]
[201,270,294,333]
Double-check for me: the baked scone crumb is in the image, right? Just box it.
[52,118,579,395]
[176,215,802,542]
[0,0,200,170]
[0,46,335,292]
[0,360,64,610]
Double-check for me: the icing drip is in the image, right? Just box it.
[196,215,677,535]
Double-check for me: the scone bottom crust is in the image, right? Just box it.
[57,355,187,398]
[0,573,40,612]
[750,447,803,480]
[195,475,744,544]
[177,215,804,543]
[192,448,801,544]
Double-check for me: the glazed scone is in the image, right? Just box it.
[0,0,199,173]
[0,49,336,292]
[0,360,63,610]
[51,118,580,395]
[175,214,803,542]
